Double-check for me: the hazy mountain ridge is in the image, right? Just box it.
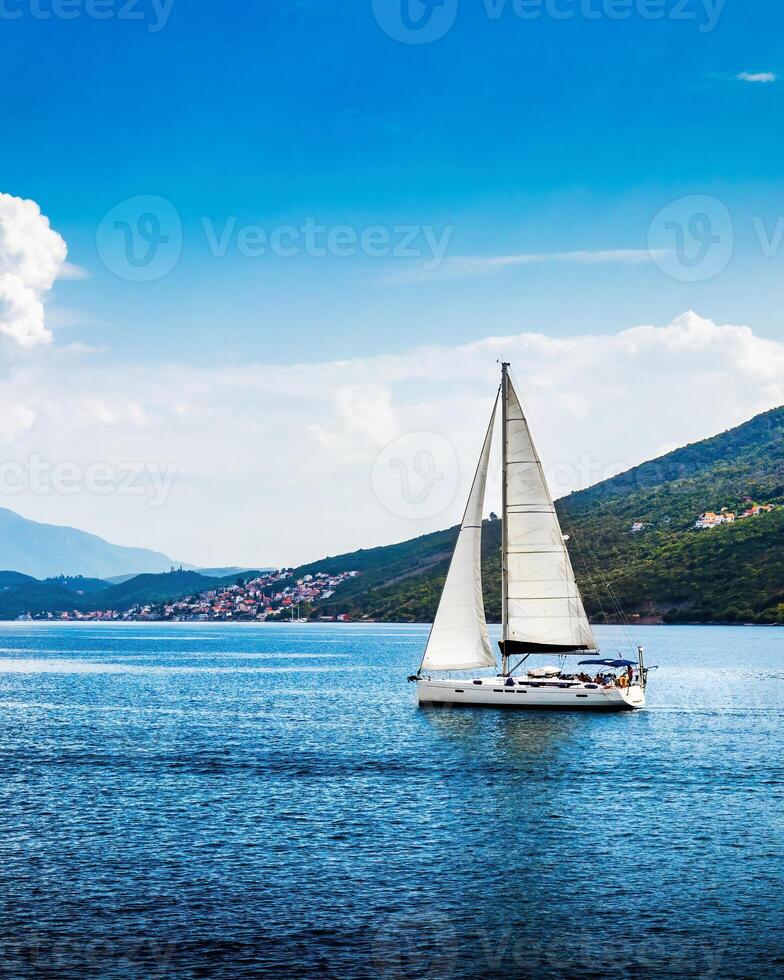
[0,508,178,579]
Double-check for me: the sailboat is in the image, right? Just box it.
[287,604,307,624]
[412,362,649,710]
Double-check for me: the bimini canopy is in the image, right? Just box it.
[578,658,637,668]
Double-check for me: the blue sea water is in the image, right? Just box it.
[0,622,782,979]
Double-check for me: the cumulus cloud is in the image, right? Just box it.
[2,312,783,567]
[0,192,68,347]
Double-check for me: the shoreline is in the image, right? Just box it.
[2,618,782,629]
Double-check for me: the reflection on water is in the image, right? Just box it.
[0,622,782,978]
[421,704,583,762]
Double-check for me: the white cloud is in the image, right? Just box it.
[0,192,69,347]
[2,312,783,569]
[59,261,90,280]
[383,248,669,284]
[0,403,36,443]
[737,71,777,84]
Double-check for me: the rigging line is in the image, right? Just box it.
[562,516,613,648]
[586,546,631,646]
[565,513,638,655]
[596,534,643,651]
[604,570,640,653]
[604,576,636,643]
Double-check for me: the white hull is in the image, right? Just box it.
[418,677,645,711]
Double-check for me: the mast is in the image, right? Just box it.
[501,361,509,675]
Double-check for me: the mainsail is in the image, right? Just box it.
[420,395,499,672]
[501,372,596,656]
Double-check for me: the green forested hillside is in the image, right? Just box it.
[1,407,781,624]
[303,406,784,625]
[43,575,112,595]
[0,581,83,620]
[558,405,784,624]
[0,569,270,620]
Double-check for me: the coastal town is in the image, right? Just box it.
[25,569,360,623]
[630,501,779,534]
[693,503,777,529]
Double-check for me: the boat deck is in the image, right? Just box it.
[417,675,645,710]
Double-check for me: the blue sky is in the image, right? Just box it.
[2,0,783,362]
[1,1,783,565]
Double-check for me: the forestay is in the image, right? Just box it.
[420,395,499,672]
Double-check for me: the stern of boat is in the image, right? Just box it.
[617,683,645,710]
